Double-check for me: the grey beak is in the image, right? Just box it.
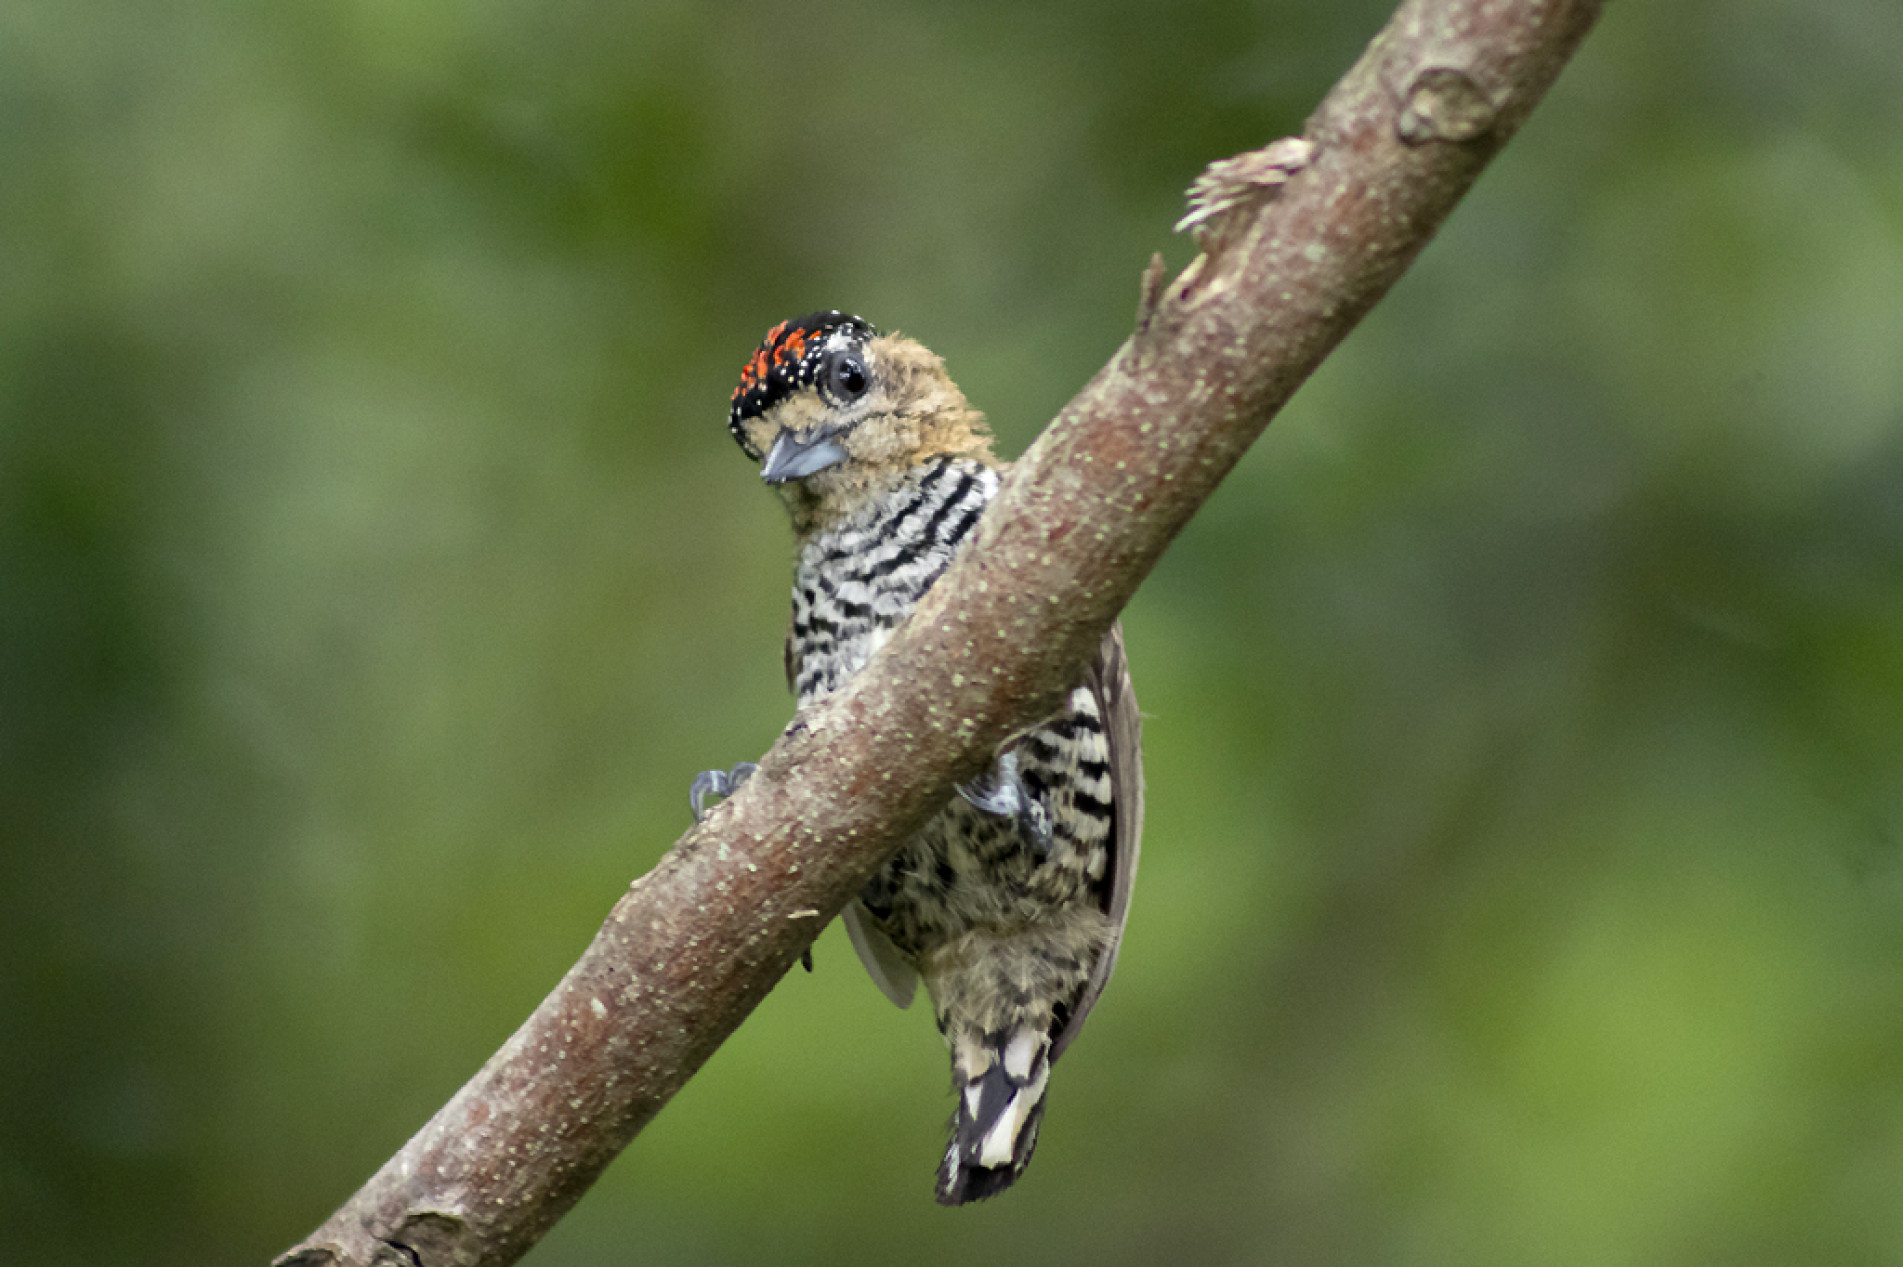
[762,429,850,484]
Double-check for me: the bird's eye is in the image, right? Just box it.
[826,353,870,401]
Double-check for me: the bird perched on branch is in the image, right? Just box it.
[692,311,1142,1205]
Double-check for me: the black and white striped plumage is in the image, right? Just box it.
[702,312,1142,1205]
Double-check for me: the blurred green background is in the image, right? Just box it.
[3,1,1901,1264]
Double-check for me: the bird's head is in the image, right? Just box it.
[728,311,993,525]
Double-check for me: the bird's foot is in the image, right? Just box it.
[690,761,759,821]
[957,753,1053,856]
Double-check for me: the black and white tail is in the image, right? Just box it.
[936,1026,1052,1205]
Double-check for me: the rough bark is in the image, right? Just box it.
[279,1,1603,1262]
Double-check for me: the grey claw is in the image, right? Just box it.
[957,773,1019,818]
[957,752,1052,857]
[689,771,721,821]
[1019,798,1053,857]
[958,749,1023,816]
[691,761,759,821]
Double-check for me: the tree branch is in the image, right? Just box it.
[279,1,1602,1262]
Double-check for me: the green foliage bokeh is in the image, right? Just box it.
[2,2,1900,1264]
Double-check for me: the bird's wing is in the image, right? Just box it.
[843,898,918,1008]
[1050,620,1143,1062]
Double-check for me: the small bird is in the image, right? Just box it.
[693,311,1142,1204]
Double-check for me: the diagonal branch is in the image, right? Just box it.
[279,1,1603,1262]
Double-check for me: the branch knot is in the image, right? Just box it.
[1395,66,1497,145]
